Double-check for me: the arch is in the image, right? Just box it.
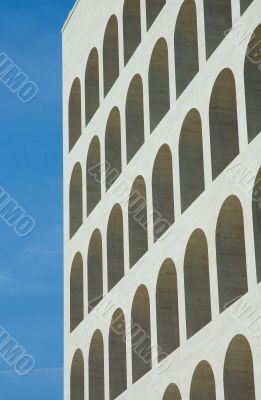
[209,69,239,179]
[69,163,83,238]
[216,196,248,312]
[105,107,122,190]
[109,309,127,400]
[87,230,103,312]
[240,0,253,14]
[149,38,170,132]
[69,78,82,151]
[131,285,151,382]
[146,0,166,30]
[163,384,181,400]
[107,204,125,291]
[190,361,216,400]
[174,0,199,97]
[244,24,261,142]
[252,167,261,282]
[126,74,145,163]
[184,229,211,338]
[224,335,255,400]
[70,253,84,332]
[152,144,174,241]
[85,48,99,126]
[203,0,232,59]
[86,136,101,216]
[89,330,105,400]
[128,175,148,267]
[156,259,179,361]
[179,109,205,212]
[123,0,141,64]
[71,349,84,400]
[103,15,119,96]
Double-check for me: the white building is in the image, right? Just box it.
[63,0,261,399]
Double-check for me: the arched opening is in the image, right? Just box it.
[216,196,248,312]
[240,0,253,14]
[131,285,151,383]
[71,349,84,400]
[252,168,261,282]
[184,229,211,338]
[174,0,199,97]
[105,107,122,190]
[128,175,148,267]
[89,330,105,400]
[224,335,255,400]
[190,361,216,400]
[85,48,99,126]
[107,204,125,291]
[244,24,261,142]
[163,384,181,400]
[86,136,101,216]
[70,253,84,332]
[149,38,170,132]
[126,74,145,163]
[69,78,82,151]
[123,0,141,64]
[152,144,174,241]
[209,69,239,180]
[109,309,127,400]
[88,230,103,312]
[70,163,83,238]
[203,0,232,59]
[103,15,119,96]
[179,109,205,212]
[156,259,179,361]
[146,0,166,30]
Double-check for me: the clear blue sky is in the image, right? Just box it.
[0,0,74,398]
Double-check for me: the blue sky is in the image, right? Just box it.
[0,0,74,398]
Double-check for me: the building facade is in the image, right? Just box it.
[63,0,261,399]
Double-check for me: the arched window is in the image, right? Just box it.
[190,361,216,400]
[174,0,199,97]
[152,144,174,241]
[85,48,99,126]
[103,15,119,96]
[184,229,211,338]
[105,107,122,190]
[89,330,105,400]
[70,253,84,332]
[126,74,145,163]
[123,0,141,64]
[88,230,103,312]
[252,167,261,282]
[224,335,255,400]
[156,259,179,361]
[244,24,261,142]
[70,163,83,238]
[128,176,148,267]
[109,309,127,400]
[149,38,170,132]
[203,0,232,59]
[107,204,125,291]
[179,109,204,212]
[216,196,248,312]
[163,384,181,400]
[71,349,84,400]
[86,136,101,216]
[69,78,82,151]
[131,285,151,382]
[240,0,253,14]
[209,69,239,179]
[146,0,166,30]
